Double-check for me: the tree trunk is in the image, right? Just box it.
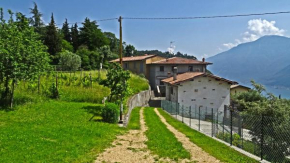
[10,79,16,108]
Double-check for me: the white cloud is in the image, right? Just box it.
[222,19,285,50]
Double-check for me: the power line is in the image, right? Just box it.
[123,11,290,20]
[52,10,290,26]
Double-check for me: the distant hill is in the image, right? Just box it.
[207,35,290,87]
[136,50,197,59]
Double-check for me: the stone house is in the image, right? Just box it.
[230,85,251,95]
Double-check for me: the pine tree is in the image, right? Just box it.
[62,18,71,43]
[29,2,44,34]
[44,13,62,64]
[79,17,109,51]
[71,23,79,52]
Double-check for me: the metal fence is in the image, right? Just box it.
[161,100,290,163]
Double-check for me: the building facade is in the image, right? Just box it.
[162,71,237,112]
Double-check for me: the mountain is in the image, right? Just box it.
[207,35,290,87]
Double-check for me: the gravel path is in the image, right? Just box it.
[95,107,156,163]
[95,107,220,163]
[154,108,220,163]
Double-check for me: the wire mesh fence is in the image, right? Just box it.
[161,100,290,163]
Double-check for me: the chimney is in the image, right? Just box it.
[202,58,205,62]
[173,67,177,80]
[167,72,171,77]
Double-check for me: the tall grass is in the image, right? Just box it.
[144,107,190,160]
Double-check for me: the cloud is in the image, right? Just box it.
[222,19,285,49]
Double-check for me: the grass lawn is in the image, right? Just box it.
[0,101,125,163]
[144,107,190,160]
[127,107,142,130]
[158,108,258,163]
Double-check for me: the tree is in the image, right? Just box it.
[124,44,136,57]
[62,18,71,43]
[61,39,74,52]
[98,45,117,68]
[100,62,130,102]
[79,18,109,51]
[29,2,45,37]
[0,9,51,108]
[59,50,81,71]
[104,32,119,54]
[44,13,62,64]
[71,23,79,52]
[76,46,99,70]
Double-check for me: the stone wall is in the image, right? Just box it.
[123,90,152,126]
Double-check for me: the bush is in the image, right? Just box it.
[101,103,119,123]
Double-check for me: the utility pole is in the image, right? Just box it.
[118,16,123,66]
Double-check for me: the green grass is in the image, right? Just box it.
[144,107,190,160]
[158,108,258,163]
[127,107,142,130]
[0,101,125,163]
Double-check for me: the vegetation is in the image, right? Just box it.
[127,107,142,130]
[101,103,119,123]
[0,101,125,162]
[232,80,290,162]
[0,9,51,108]
[158,108,258,163]
[144,107,190,160]
[59,50,81,71]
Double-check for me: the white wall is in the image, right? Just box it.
[176,76,231,113]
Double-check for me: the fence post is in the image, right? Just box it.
[230,107,233,146]
[89,73,92,88]
[189,106,191,127]
[171,101,173,114]
[261,115,264,161]
[176,102,178,119]
[212,108,214,137]
[199,106,201,131]
[216,109,218,136]
[182,105,184,123]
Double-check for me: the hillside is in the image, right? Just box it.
[207,35,290,86]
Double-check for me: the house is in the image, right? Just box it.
[147,57,212,95]
[230,85,251,95]
[110,55,212,96]
[162,68,237,112]
[110,54,165,78]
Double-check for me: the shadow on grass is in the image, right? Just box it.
[82,105,104,122]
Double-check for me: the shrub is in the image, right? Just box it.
[101,103,119,123]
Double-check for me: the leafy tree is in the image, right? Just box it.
[98,45,118,68]
[71,23,79,52]
[0,9,51,108]
[59,50,81,71]
[104,32,119,54]
[61,39,74,52]
[124,44,136,57]
[79,18,109,50]
[62,18,71,43]
[100,63,130,102]
[44,13,62,64]
[76,46,99,70]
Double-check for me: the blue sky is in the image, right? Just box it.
[2,0,290,59]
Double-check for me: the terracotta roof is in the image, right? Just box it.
[110,54,155,62]
[230,85,251,90]
[149,57,212,65]
[162,72,237,85]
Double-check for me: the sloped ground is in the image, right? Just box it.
[95,108,220,163]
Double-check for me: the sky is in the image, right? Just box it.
[2,0,290,59]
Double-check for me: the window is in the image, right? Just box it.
[124,63,128,69]
[194,89,198,92]
[188,66,193,72]
[171,87,174,94]
[160,66,164,72]
[134,62,137,69]
[160,80,164,85]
